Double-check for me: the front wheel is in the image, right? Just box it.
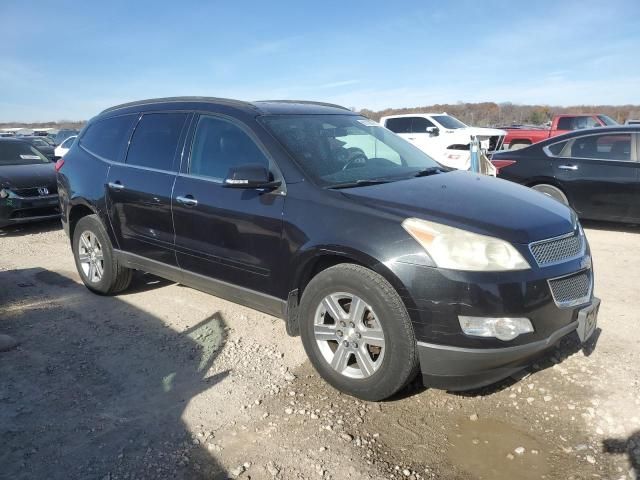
[72,214,132,294]
[299,264,418,401]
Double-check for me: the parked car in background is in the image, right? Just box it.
[18,136,56,162]
[503,114,618,150]
[380,113,506,170]
[54,135,76,159]
[0,138,60,228]
[625,119,640,125]
[492,126,639,223]
[54,129,80,146]
[58,97,598,401]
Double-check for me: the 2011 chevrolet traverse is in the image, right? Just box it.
[57,97,599,401]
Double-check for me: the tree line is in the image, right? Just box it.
[4,102,640,129]
[359,102,640,127]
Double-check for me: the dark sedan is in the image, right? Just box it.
[18,136,56,162]
[0,139,60,228]
[492,126,639,223]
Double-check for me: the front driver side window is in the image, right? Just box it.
[189,116,269,180]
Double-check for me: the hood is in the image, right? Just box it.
[461,127,507,138]
[340,171,575,244]
[0,163,57,189]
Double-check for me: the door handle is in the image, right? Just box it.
[558,165,578,171]
[176,195,198,207]
[108,181,125,190]
[407,137,416,140]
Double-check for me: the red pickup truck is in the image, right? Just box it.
[503,114,618,149]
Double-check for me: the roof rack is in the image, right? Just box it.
[100,96,256,114]
[254,100,351,111]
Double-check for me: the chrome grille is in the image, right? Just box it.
[13,186,57,197]
[548,270,592,307]
[530,232,584,266]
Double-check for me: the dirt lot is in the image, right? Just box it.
[1,220,639,480]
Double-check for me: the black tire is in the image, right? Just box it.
[72,214,132,294]
[299,263,418,401]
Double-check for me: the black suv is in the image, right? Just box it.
[57,97,599,400]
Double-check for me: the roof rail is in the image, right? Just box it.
[100,96,256,115]
[255,100,351,111]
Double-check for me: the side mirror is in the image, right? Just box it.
[426,126,440,136]
[223,164,281,190]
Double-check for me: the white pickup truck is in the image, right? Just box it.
[379,113,506,170]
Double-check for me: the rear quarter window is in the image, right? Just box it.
[80,114,137,161]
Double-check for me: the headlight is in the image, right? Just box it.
[402,218,530,271]
[0,188,17,199]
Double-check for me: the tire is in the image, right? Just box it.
[72,214,132,294]
[531,184,569,205]
[299,263,418,401]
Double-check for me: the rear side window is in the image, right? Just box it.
[80,115,136,161]
[189,115,269,180]
[126,113,188,171]
[384,117,412,134]
[570,133,632,161]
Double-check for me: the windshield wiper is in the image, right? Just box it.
[413,167,446,177]
[328,179,392,189]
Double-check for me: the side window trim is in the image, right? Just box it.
[181,112,285,185]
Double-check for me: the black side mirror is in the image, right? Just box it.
[223,164,281,190]
[426,126,440,136]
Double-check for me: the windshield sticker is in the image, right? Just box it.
[357,119,381,127]
[20,155,42,160]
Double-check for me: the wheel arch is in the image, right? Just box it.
[68,201,98,244]
[284,246,415,337]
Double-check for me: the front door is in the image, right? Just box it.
[106,112,190,265]
[553,131,639,222]
[172,114,285,298]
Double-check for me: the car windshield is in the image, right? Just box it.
[260,115,442,188]
[0,142,51,165]
[597,115,619,126]
[432,115,467,129]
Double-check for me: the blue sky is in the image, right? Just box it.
[1,0,639,122]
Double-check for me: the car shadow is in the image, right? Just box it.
[0,267,230,479]
[0,218,62,237]
[602,430,640,479]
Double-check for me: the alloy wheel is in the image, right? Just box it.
[78,230,104,283]
[313,292,385,379]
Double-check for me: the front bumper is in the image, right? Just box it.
[389,248,596,390]
[417,318,583,390]
[0,194,61,228]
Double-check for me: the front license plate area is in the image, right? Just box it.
[576,297,600,342]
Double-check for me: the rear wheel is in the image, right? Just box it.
[531,184,569,205]
[72,214,132,294]
[299,263,418,401]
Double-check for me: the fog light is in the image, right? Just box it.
[458,316,534,341]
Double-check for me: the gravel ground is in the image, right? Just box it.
[0,219,639,480]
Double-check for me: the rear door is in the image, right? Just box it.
[106,112,190,265]
[172,114,285,296]
[552,131,639,221]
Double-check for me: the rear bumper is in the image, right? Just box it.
[417,319,580,390]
